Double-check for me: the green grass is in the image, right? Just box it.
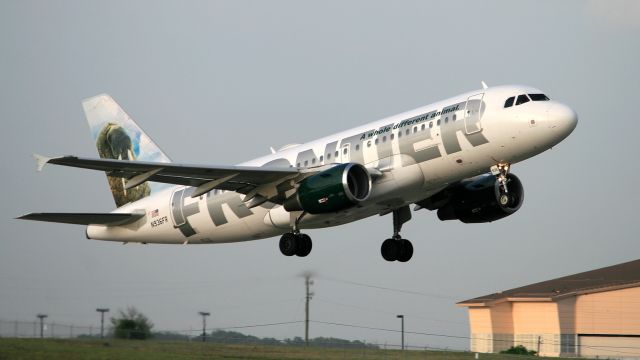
[0,338,582,360]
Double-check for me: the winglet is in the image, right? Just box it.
[33,154,52,172]
[481,81,488,90]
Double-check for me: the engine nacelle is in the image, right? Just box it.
[284,163,371,214]
[436,173,524,223]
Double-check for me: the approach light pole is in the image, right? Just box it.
[36,314,47,338]
[96,308,109,339]
[396,315,404,350]
[198,312,210,342]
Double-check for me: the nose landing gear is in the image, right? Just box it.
[380,206,413,262]
[491,163,514,206]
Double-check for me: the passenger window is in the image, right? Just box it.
[437,119,441,126]
[304,160,308,167]
[398,131,402,138]
[297,163,301,167]
[367,140,371,147]
[421,124,425,131]
[445,117,448,123]
[429,122,433,128]
[335,151,339,157]
[390,133,395,140]
[327,153,331,160]
[382,135,386,142]
[529,93,550,101]
[355,144,360,151]
[413,126,417,133]
[516,94,530,106]
[504,97,515,108]
[319,155,323,162]
[312,158,316,165]
[453,114,457,122]
[406,129,410,135]
[375,138,379,145]
[343,148,348,155]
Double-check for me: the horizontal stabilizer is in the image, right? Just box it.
[17,211,145,226]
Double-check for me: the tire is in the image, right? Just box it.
[279,233,297,256]
[295,234,312,257]
[397,239,413,262]
[381,239,399,262]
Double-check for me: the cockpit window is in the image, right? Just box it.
[504,97,515,108]
[515,94,530,106]
[528,93,550,101]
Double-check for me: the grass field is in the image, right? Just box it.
[0,338,583,360]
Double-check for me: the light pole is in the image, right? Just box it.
[96,308,109,339]
[396,315,404,350]
[37,314,47,338]
[198,312,210,342]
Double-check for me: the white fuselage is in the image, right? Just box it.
[86,85,577,244]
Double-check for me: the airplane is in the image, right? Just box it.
[18,83,578,262]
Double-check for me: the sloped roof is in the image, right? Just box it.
[458,259,640,306]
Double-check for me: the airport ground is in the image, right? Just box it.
[0,338,586,360]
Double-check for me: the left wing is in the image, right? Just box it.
[17,211,145,226]
[36,155,303,204]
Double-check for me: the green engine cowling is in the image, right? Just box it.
[284,163,372,214]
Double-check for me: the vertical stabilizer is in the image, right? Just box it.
[83,94,172,207]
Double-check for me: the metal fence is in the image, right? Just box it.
[0,319,98,339]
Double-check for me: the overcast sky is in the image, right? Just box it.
[1,0,639,350]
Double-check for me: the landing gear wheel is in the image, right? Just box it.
[279,233,297,256]
[295,234,312,257]
[397,239,413,263]
[499,193,510,206]
[381,239,399,262]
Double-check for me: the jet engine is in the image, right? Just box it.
[284,163,371,214]
[423,173,524,223]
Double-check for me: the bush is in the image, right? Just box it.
[110,307,154,340]
[500,345,537,356]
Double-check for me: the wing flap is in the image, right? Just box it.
[17,212,145,226]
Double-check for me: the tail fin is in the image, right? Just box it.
[82,94,172,207]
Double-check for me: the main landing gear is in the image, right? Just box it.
[279,232,312,257]
[279,211,312,257]
[381,206,414,262]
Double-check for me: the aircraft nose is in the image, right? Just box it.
[547,103,578,138]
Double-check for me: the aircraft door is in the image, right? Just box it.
[464,93,484,134]
[340,143,351,163]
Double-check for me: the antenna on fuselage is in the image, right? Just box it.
[481,81,488,90]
